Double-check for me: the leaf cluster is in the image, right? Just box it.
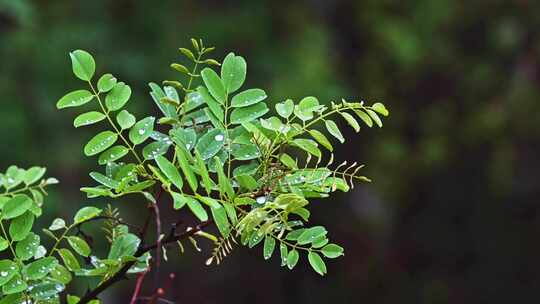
[0,38,389,303]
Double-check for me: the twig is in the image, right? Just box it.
[153,189,164,291]
[77,220,212,304]
[129,270,149,304]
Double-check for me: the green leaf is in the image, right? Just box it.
[372,102,389,116]
[116,110,136,130]
[182,108,210,126]
[297,226,327,245]
[90,172,119,189]
[9,211,34,241]
[195,129,225,160]
[108,233,140,260]
[198,196,221,209]
[230,102,269,124]
[56,90,94,109]
[2,274,26,295]
[308,129,333,151]
[286,229,307,241]
[155,155,183,191]
[260,116,289,133]
[30,281,66,300]
[263,236,276,260]
[26,257,58,280]
[293,208,310,221]
[0,237,8,252]
[68,236,91,257]
[0,260,18,286]
[74,111,106,128]
[179,48,196,61]
[2,194,32,219]
[171,192,188,210]
[184,91,205,113]
[223,203,237,224]
[291,138,321,158]
[70,50,95,81]
[197,86,224,121]
[308,252,327,276]
[187,198,208,222]
[23,167,46,185]
[201,68,226,104]
[142,141,170,160]
[149,83,176,118]
[366,109,383,127]
[294,96,321,121]
[214,157,234,200]
[279,153,298,170]
[129,116,155,145]
[51,264,72,284]
[15,232,40,260]
[354,109,373,127]
[275,99,294,119]
[280,243,288,267]
[231,144,261,161]
[171,63,190,74]
[287,249,299,270]
[105,82,132,111]
[97,73,117,92]
[98,145,129,165]
[124,180,155,193]
[233,162,259,177]
[248,232,264,248]
[321,243,344,258]
[74,206,102,224]
[325,120,345,143]
[340,112,360,132]
[211,205,230,238]
[170,127,197,151]
[176,147,198,192]
[194,150,213,195]
[49,218,66,231]
[236,175,258,191]
[231,89,267,108]
[312,236,329,248]
[221,52,247,93]
[58,248,80,271]
[84,131,118,156]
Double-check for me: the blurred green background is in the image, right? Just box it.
[1,0,540,303]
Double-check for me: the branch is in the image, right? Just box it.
[78,220,212,304]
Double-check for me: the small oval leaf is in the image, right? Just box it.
[74,111,106,128]
[56,90,94,109]
[84,131,118,156]
[231,89,267,108]
[70,50,95,81]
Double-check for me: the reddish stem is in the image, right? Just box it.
[129,270,149,304]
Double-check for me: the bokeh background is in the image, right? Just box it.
[1,0,540,303]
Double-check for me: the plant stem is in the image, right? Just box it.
[77,220,213,304]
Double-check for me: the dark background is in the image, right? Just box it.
[1,0,540,303]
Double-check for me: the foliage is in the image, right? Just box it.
[0,39,388,303]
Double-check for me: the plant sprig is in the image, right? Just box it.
[0,38,389,303]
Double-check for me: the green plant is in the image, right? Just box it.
[0,39,389,303]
